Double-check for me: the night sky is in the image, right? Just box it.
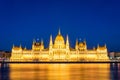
[0,0,120,52]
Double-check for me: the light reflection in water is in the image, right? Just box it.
[0,63,10,80]
[0,63,120,80]
[110,63,120,80]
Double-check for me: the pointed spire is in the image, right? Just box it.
[58,28,61,35]
[66,34,69,45]
[83,39,86,43]
[49,35,53,45]
[49,35,53,49]
[20,44,22,48]
[24,46,27,50]
[97,44,99,48]
[13,44,14,48]
[75,38,78,50]
[76,38,78,45]
[93,46,95,50]
[41,38,44,45]
[33,39,36,44]
[104,44,106,48]
[66,34,69,49]
[83,39,87,47]
[13,44,14,47]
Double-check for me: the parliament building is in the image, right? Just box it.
[10,29,109,62]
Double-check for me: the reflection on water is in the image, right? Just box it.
[110,63,120,80]
[0,63,10,80]
[0,63,120,80]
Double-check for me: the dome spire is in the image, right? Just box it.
[58,28,61,35]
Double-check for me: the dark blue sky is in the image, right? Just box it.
[0,0,120,52]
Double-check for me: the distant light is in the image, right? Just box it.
[37,38,39,41]
[79,38,81,41]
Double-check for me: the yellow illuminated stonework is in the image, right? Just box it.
[10,29,109,62]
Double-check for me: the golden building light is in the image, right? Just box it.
[10,29,109,62]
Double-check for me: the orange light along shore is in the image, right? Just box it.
[10,29,109,62]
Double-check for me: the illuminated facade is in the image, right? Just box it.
[10,29,109,61]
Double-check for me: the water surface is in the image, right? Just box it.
[0,63,120,80]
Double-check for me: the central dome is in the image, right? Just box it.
[55,34,64,42]
[54,29,65,48]
[55,29,65,44]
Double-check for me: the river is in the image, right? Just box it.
[0,63,120,80]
